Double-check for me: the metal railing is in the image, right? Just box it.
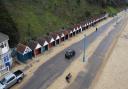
[0,66,9,77]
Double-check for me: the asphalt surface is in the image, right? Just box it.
[21,16,118,89]
[66,15,127,89]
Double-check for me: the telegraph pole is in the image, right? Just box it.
[83,34,87,62]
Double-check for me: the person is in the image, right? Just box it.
[96,27,98,31]
[65,73,72,83]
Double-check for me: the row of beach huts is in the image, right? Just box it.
[16,14,108,63]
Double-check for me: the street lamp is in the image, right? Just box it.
[116,15,119,24]
[83,34,87,62]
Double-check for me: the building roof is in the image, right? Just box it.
[43,36,55,43]
[17,43,32,54]
[26,40,41,50]
[49,32,59,39]
[36,37,46,46]
[0,32,9,43]
[62,30,69,35]
[56,31,64,37]
[72,24,80,29]
[16,43,27,54]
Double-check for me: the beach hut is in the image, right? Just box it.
[36,37,49,53]
[79,26,82,32]
[16,43,32,63]
[72,24,80,34]
[26,40,42,57]
[90,18,92,25]
[76,27,79,34]
[77,24,82,33]
[50,33,60,45]
[88,19,92,27]
[90,19,93,26]
[92,19,95,26]
[95,17,99,23]
[57,31,65,42]
[92,17,96,25]
[85,19,89,29]
[80,21,86,31]
[67,28,73,37]
[72,28,76,36]
[63,30,69,40]
[45,36,56,48]
[73,25,78,34]
[69,30,73,37]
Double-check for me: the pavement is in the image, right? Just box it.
[20,16,117,89]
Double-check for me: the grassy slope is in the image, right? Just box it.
[0,0,126,47]
[1,0,103,42]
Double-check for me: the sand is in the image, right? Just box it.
[91,16,128,89]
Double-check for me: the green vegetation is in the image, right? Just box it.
[106,6,119,16]
[0,0,127,47]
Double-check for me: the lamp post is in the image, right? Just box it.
[83,34,87,62]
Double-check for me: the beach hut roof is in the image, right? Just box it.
[44,36,55,43]
[56,31,65,37]
[37,37,48,46]
[62,30,69,35]
[17,43,26,54]
[49,32,60,40]
[36,37,46,46]
[16,43,32,55]
[26,40,41,50]
[72,24,80,29]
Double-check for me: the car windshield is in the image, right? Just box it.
[0,78,7,85]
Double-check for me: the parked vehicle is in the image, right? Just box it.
[0,70,24,89]
[65,49,75,59]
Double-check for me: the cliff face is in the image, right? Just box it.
[0,0,127,47]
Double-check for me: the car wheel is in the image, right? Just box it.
[17,78,22,83]
[73,51,75,56]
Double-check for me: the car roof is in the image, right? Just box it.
[4,73,15,80]
[67,48,72,51]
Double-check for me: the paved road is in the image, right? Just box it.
[21,17,117,89]
[66,14,128,89]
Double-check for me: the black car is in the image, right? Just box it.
[65,49,75,59]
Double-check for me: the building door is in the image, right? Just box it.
[70,33,72,37]
[45,45,48,50]
[61,37,65,41]
[5,62,10,69]
[56,39,60,44]
[73,32,75,36]
[65,35,68,40]
[52,41,56,46]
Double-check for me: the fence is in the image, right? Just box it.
[0,66,9,77]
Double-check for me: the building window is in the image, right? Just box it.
[0,43,4,48]
[4,43,6,47]
[0,59,3,69]
[3,54,9,63]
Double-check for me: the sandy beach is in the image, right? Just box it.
[91,17,128,89]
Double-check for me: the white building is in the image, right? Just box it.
[0,32,12,71]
